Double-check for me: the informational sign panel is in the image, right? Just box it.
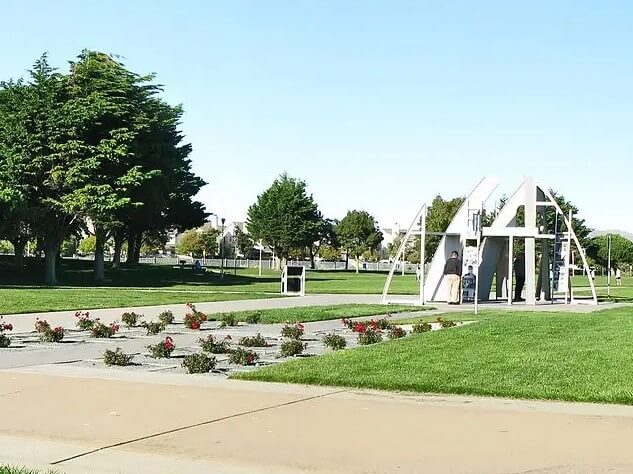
[553,238,569,292]
[462,244,478,302]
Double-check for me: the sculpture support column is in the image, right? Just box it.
[525,177,537,305]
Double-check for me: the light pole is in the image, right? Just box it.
[220,217,226,279]
[607,234,612,298]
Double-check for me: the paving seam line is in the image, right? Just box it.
[50,388,349,466]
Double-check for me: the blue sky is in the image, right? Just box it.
[2,1,632,232]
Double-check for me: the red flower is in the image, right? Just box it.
[164,336,175,351]
[369,320,379,331]
[54,326,63,334]
[2,323,12,331]
[353,322,367,333]
[297,323,304,330]
[190,321,201,330]
[225,335,232,340]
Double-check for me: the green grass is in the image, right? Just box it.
[2,257,632,315]
[0,288,275,315]
[235,307,633,405]
[218,304,431,324]
[0,467,60,474]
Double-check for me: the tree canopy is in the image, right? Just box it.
[247,173,323,265]
[0,51,207,283]
[336,210,383,272]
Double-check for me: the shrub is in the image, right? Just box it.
[184,303,207,329]
[412,322,432,333]
[103,347,133,366]
[371,316,391,330]
[75,311,95,330]
[352,321,367,333]
[148,336,175,358]
[281,323,304,339]
[35,319,65,343]
[228,347,259,365]
[341,318,354,329]
[219,313,238,328]
[199,334,232,354]
[238,333,269,347]
[90,321,120,338]
[141,321,166,335]
[323,333,347,350]
[245,311,262,324]
[121,312,142,328]
[358,329,382,345]
[280,339,307,357]
[0,319,13,348]
[182,352,216,374]
[158,310,175,325]
[388,326,407,340]
[437,316,457,328]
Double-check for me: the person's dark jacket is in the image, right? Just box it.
[443,257,461,276]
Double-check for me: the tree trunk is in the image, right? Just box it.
[112,234,124,268]
[355,256,360,273]
[309,246,316,270]
[126,231,137,264]
[345,252,349,271]
[11,240,26,271]
[132,233,142,264]
[44,242,60,285]
[94,229,106,283]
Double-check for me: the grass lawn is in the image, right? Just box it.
[0,287,275,315]
[2,257,631,314]
[235,307,633,405]
[217,304,431,324]
[0,467,59,474]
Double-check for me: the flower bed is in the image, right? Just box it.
[184,303,207,329]
[35,319,64,343]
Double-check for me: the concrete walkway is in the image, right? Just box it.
[2,370,633,473]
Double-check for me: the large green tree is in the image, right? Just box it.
[336,210,383,272]
[586,235,633,268]
[424,195,465,262]
[247,174,322,267]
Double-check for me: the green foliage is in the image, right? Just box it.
[412,322,432,333]
[357,329,382,345]
[219,312,239,328]
[0,241,13,254]
[78,236,97,255]
[199,335,232,354]
[141,321,166,335]
[323,333,346,350]
[247,173,323,261]
[318,244,341,261]
[233,226,253,257]
[158,310,175,325]
[182,352,216,374]
[103,347,133,366]
[244,311,262,324]
[388,326,407,339]
[147,336,175,358]
[281,323,304,339]
[121,312,142,328]
[586,235,633,267]
[228,347,259,365]
[425,195,465,262]
[90,321,120,338]
[336,210,383,270]
[177,230,204,256]
[238,333,269,347]
[280,339,307,357]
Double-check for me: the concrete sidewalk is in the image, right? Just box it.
[2,370,633,473]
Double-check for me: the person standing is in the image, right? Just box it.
[616,267,622,286]
[443,250,462,305]
[513,252,526,302]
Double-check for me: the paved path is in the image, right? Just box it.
[2,370,633,473]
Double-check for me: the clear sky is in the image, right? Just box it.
[2,1,632,232]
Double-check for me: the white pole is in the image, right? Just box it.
[475,233,480,315]
[508,236,513,306]
[420,211,426,305]
[607,234,612,298]
[565,210,572,304]
[258,240,263,277]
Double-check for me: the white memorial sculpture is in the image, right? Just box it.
[382,177,597,306]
